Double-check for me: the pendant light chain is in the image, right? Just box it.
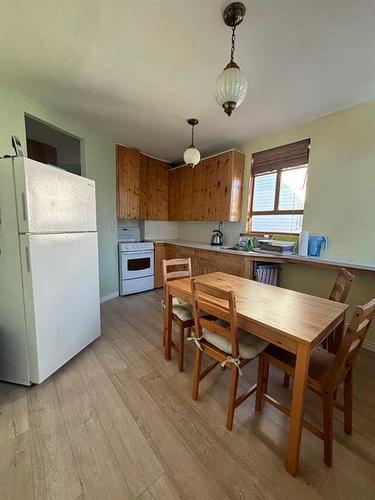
[191,123,195,147]
[230,26,236,63]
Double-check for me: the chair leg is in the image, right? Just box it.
[322,392,334,467]
[226,367,239,431]
[256,355,269,412]
[192,347,203,401]
[283,373,290,388]
[344,369,353,435]
[178,325,185,372]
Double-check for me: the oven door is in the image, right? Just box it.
[121,250,154,280]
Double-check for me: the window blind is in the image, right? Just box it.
[251,139,310,175]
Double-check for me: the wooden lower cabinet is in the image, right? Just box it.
[154,243,166,288]
[156,244,253,286]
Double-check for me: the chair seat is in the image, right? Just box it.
[172,297,194,322]
[265,344,335,381]
[202,321,268,360]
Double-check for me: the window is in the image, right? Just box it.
[248,139,310,234]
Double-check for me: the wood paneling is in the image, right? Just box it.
[116,144,140,219]
[146,156,169,220]
[231,150,245,221]
[139,152,148,219]
[168,150,245,222]
[116,146,169,220]
[154,243,166,288]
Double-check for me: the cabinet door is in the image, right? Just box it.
[165,245,197,275]
[215,252,244,277]
[195,249,218,275]
[154,243,166,288]
[229,151,245,222]
[209,152,233,221]
[147,157,169,220]
[192,162,207,221]
[139,153,148,219]
[180,166,193,220]
[116,145,140,219]
[169,168,183,220]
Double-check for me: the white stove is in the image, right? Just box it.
[118,228,154,295]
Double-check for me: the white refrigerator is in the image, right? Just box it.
[0,157,101,385]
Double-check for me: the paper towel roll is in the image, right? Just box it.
[298,231,309,256]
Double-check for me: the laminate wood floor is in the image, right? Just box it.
[1,289,375,500]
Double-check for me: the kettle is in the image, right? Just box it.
[211,228,223,246]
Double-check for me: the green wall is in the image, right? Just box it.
[0,83,118,300]
[241,101,375,343]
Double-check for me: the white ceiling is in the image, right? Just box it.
[1,0,375,162]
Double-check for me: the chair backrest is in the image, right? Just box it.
[191,279,239,357]
[329,268,355,303]
[162,258,192,284]
[322,298,375,389]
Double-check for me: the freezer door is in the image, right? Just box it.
[20,232,101,383]
[14,157,97,233]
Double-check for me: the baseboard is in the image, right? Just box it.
[100,291,119,303]
[362,340,375,352]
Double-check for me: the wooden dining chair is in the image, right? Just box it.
[256,297,375,467]
[162,258,194,372]
[328,268,355,303]
[283,267,355,388]
[190,279,269,431]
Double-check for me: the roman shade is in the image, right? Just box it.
[251,139,310,175]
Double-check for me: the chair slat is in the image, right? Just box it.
[200,317,232,340]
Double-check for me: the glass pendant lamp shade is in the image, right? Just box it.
[183,118,200,168]
[216,2,247,116]
[183,146,201,167]
[215,62,248,116]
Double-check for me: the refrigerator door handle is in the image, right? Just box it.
[21,192,27,221]
[25,245,31,273]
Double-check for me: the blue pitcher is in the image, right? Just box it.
[308,234,328,257]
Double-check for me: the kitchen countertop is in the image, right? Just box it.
[150,239,375,273]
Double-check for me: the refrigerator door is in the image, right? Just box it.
[14,157,97,234]
[0,159,30,384]
[20,232,101,383]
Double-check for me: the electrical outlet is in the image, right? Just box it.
[107,219,114,227]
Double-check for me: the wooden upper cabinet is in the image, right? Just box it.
[168,150,245,222]
[117,145,244,222]
[116,145,169,220]
[116,145,140,219]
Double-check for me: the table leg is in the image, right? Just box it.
[164,285,172,361]
[285,342,310,475]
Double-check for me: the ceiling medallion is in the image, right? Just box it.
[215,2,248,116]
[183,118,201,168]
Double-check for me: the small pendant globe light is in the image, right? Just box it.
[183,118,201,168]
[215,2,247,116]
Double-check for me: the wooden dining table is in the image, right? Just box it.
[163,272,348,476]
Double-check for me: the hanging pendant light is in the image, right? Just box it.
[215,2,247,116]
[183,118,201,168]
